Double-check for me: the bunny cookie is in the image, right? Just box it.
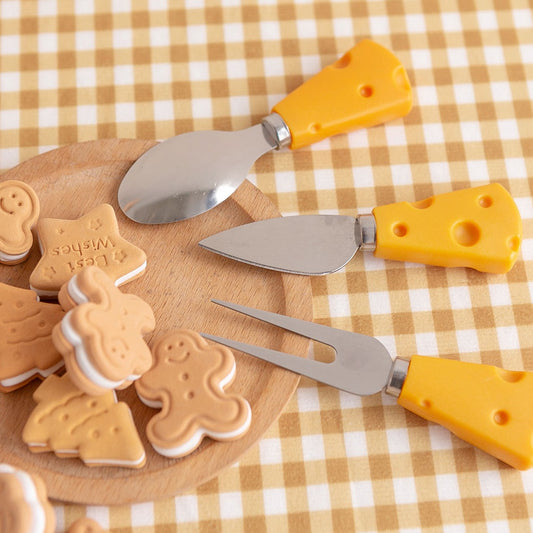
[0,180,40,265]
[53,266,155,396]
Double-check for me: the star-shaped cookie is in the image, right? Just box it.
[29,204,146,298]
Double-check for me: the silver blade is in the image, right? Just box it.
[204,299,393,396]
[118,124,276,224]
[199,215,359,275]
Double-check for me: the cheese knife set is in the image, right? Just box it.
[118,40,531,469]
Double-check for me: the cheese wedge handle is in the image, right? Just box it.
[271,39,412,150]
[396,355,533,470]
[372,183,522,273]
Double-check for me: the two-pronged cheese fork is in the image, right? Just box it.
[202,299,533,470]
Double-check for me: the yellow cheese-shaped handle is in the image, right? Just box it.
[271,39,412,150]
[373,183,522,273]
[398,355,533,470]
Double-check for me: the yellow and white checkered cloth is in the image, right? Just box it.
[1,1,533,531]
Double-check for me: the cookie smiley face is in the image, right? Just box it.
[0,183,34,218]
[0,180,40,264]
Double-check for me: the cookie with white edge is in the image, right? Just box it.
[136,329,252,458]
[0,180,40,265]
[22,373,146,469]
[0,463,55,533]
[29,203,146,298]
[52,265,155,396]
[67,517,103,533]
[0,282,65,392]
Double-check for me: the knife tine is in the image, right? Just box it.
[207,298,394,396]
[210,298,347,347]
[200,332,362,394]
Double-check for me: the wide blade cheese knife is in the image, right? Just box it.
[118,39,412,224]
[203,299,533,470]
[199,183,522,274]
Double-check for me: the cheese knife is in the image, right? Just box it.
[199,183,522,274]
[202,299,533,470]
[118,40,412,224]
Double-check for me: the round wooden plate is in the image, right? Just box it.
[0,139,312,505]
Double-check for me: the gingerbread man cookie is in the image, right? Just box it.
[0,180,40,265]
[136,330,251,458]
[53,266,155,395]
[29,203,146,298]
[0,463,55,533]
[0,282,64,392]
[23,373,146,468]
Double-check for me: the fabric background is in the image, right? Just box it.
[1,1,532,531]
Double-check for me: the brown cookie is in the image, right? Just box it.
[0,463,55,533]
[52,266,155,395]
[29,203,146,298]
[0,180,40,265]
[136,330,251,458]
[22,373,146,469]
[67,517,103,533]
[0,282,64,392]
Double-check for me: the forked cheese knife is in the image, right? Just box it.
[202,299,533,470]
[199,183,522,274]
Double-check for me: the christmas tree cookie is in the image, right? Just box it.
[0,282,64,392]
[22,373,146,469]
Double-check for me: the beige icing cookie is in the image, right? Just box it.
[29,203,146,298]
[0,282,64,392]
[53,266,155,395]
[67,517,103,533]
[136,330,251,458]
[0,463,55,533]
[0,180,40,265]
[22,373,146,468]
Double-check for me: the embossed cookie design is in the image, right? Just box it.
[22,373,146,469]
[0,282,64,392]
[0,463,56,533]
[53,266,155,396]
[29,203,146,298]
[136,330,252,458]
[0,180,40,265]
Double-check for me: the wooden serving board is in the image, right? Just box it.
[0,139,312,505]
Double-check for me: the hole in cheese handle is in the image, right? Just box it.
[271,39,413,150]
[397,355,533,470]
[372,183,522,273]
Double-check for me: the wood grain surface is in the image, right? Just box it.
[0,139,312,505]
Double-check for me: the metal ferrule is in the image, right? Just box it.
[356,213,377,252]
[385,357,410,398]
[261,113,292,150]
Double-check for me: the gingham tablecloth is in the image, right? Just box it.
[1,1,533,531]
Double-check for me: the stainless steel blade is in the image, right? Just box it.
[199,215,360,275]
[203,299,393,396]
[118,124,277,224]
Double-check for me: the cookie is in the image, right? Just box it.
[29,203,146,298]
[52,266,155,395]
[0,180,40,265]
[136,330,251,458]
[22,373,146,469]
[0,463,55,533]
[67,518,103,533]
[0,282,64,392]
